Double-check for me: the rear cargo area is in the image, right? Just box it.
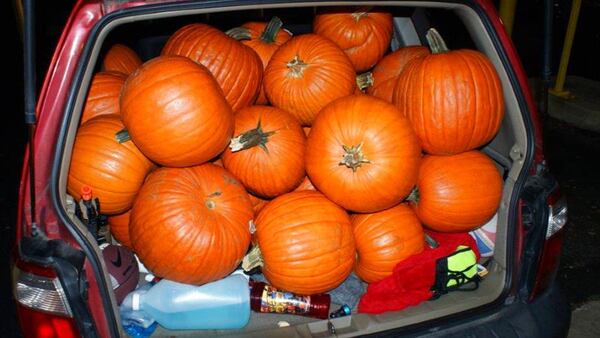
[57,2,530,337]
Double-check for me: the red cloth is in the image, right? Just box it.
[358,231,480,314]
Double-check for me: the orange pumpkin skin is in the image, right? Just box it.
[108,210,132,249]
[305,95,421,213]
[256,191,355,294]
[313,8,393,72]
[393,49,504,155]
[352,204,425,283]
[120,56,233,167]
[366,46,430,102]
[264,34,355,126]
[237,19,292,104]
[303,127,311,137]
[413,151,502,232]
[81,71,127,124]
[68,115,154,215]
[294,176,316,192]
[130,164,253,285]
[103,44,142,75]
[249,193,269,215]
[222,106,306,198]
[162,23,263,112]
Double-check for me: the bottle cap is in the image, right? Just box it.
[329,304,351,318]
[132,292,141,311]
[81,186,93,201]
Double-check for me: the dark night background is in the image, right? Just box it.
[2,0,600,336]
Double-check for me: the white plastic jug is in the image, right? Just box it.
[122,273,250,330]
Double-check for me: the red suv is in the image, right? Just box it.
[13,1,570,337]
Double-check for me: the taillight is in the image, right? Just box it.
[13,263,79,338]
[530,193,568,299]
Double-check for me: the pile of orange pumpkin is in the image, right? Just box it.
[68,7,504,294]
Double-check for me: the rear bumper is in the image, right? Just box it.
[375,281,570,338]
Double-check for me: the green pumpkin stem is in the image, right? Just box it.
[242,244,264,272]
[229,120,276,153]
[351,6,373,21]
[260,16,283,44]
[406,187,420,203]
[339,142,371,172]
[426,28,449,54]
[225,27,252,41]
[115,128,131,143]
[356,72,374,91]
[425,233,439,249]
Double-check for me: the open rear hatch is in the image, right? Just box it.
[55,1,532,337]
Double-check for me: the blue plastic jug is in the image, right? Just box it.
[124,273,250,330]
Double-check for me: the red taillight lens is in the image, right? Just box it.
[16,304,79,338]
[12,264,80,337]
[530,195,568,299]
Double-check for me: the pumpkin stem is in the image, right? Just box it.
[229,120,276,153]
[425,233,439,249]
[225,27,252,41]
[260,16,283,44]
[339,142,371,172]
[351,6,373,21]
[287,55,308,78]
[242,245,264,272]
[115,128,131,143]
[406,187,420,203]
[356,72,374,91]
[426,28,449,54]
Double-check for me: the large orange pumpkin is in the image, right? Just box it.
[130,164,253,285]
[393,29,504,155]
[255,191,355,294]
[108,210,132,249]
[227,17,292,105]
[222,105,306,198]
[162,23,263,112]
[305,95,421,213]
[411,151,502,232]
[313,7,393,72]
[352,204,425,283]
[120,56,233,167]
[68,115,154,215]
[264,34,355,126]
[103,44,142,75]
[81,71,126,124]
[362,46,430,102]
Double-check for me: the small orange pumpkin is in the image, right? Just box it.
[411,151,502,232]
[108,210,132,249]
[255,191,355,294]
[314,7,393,72]
[103,44,142,75]
[221,105,306,198]
[67,115,154,215]
[363,46,430,102]
[352,204,425,283]
[162,23,263,112]
[264,34,355,126]
[227,17,292,105]
[81,71,126,124]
